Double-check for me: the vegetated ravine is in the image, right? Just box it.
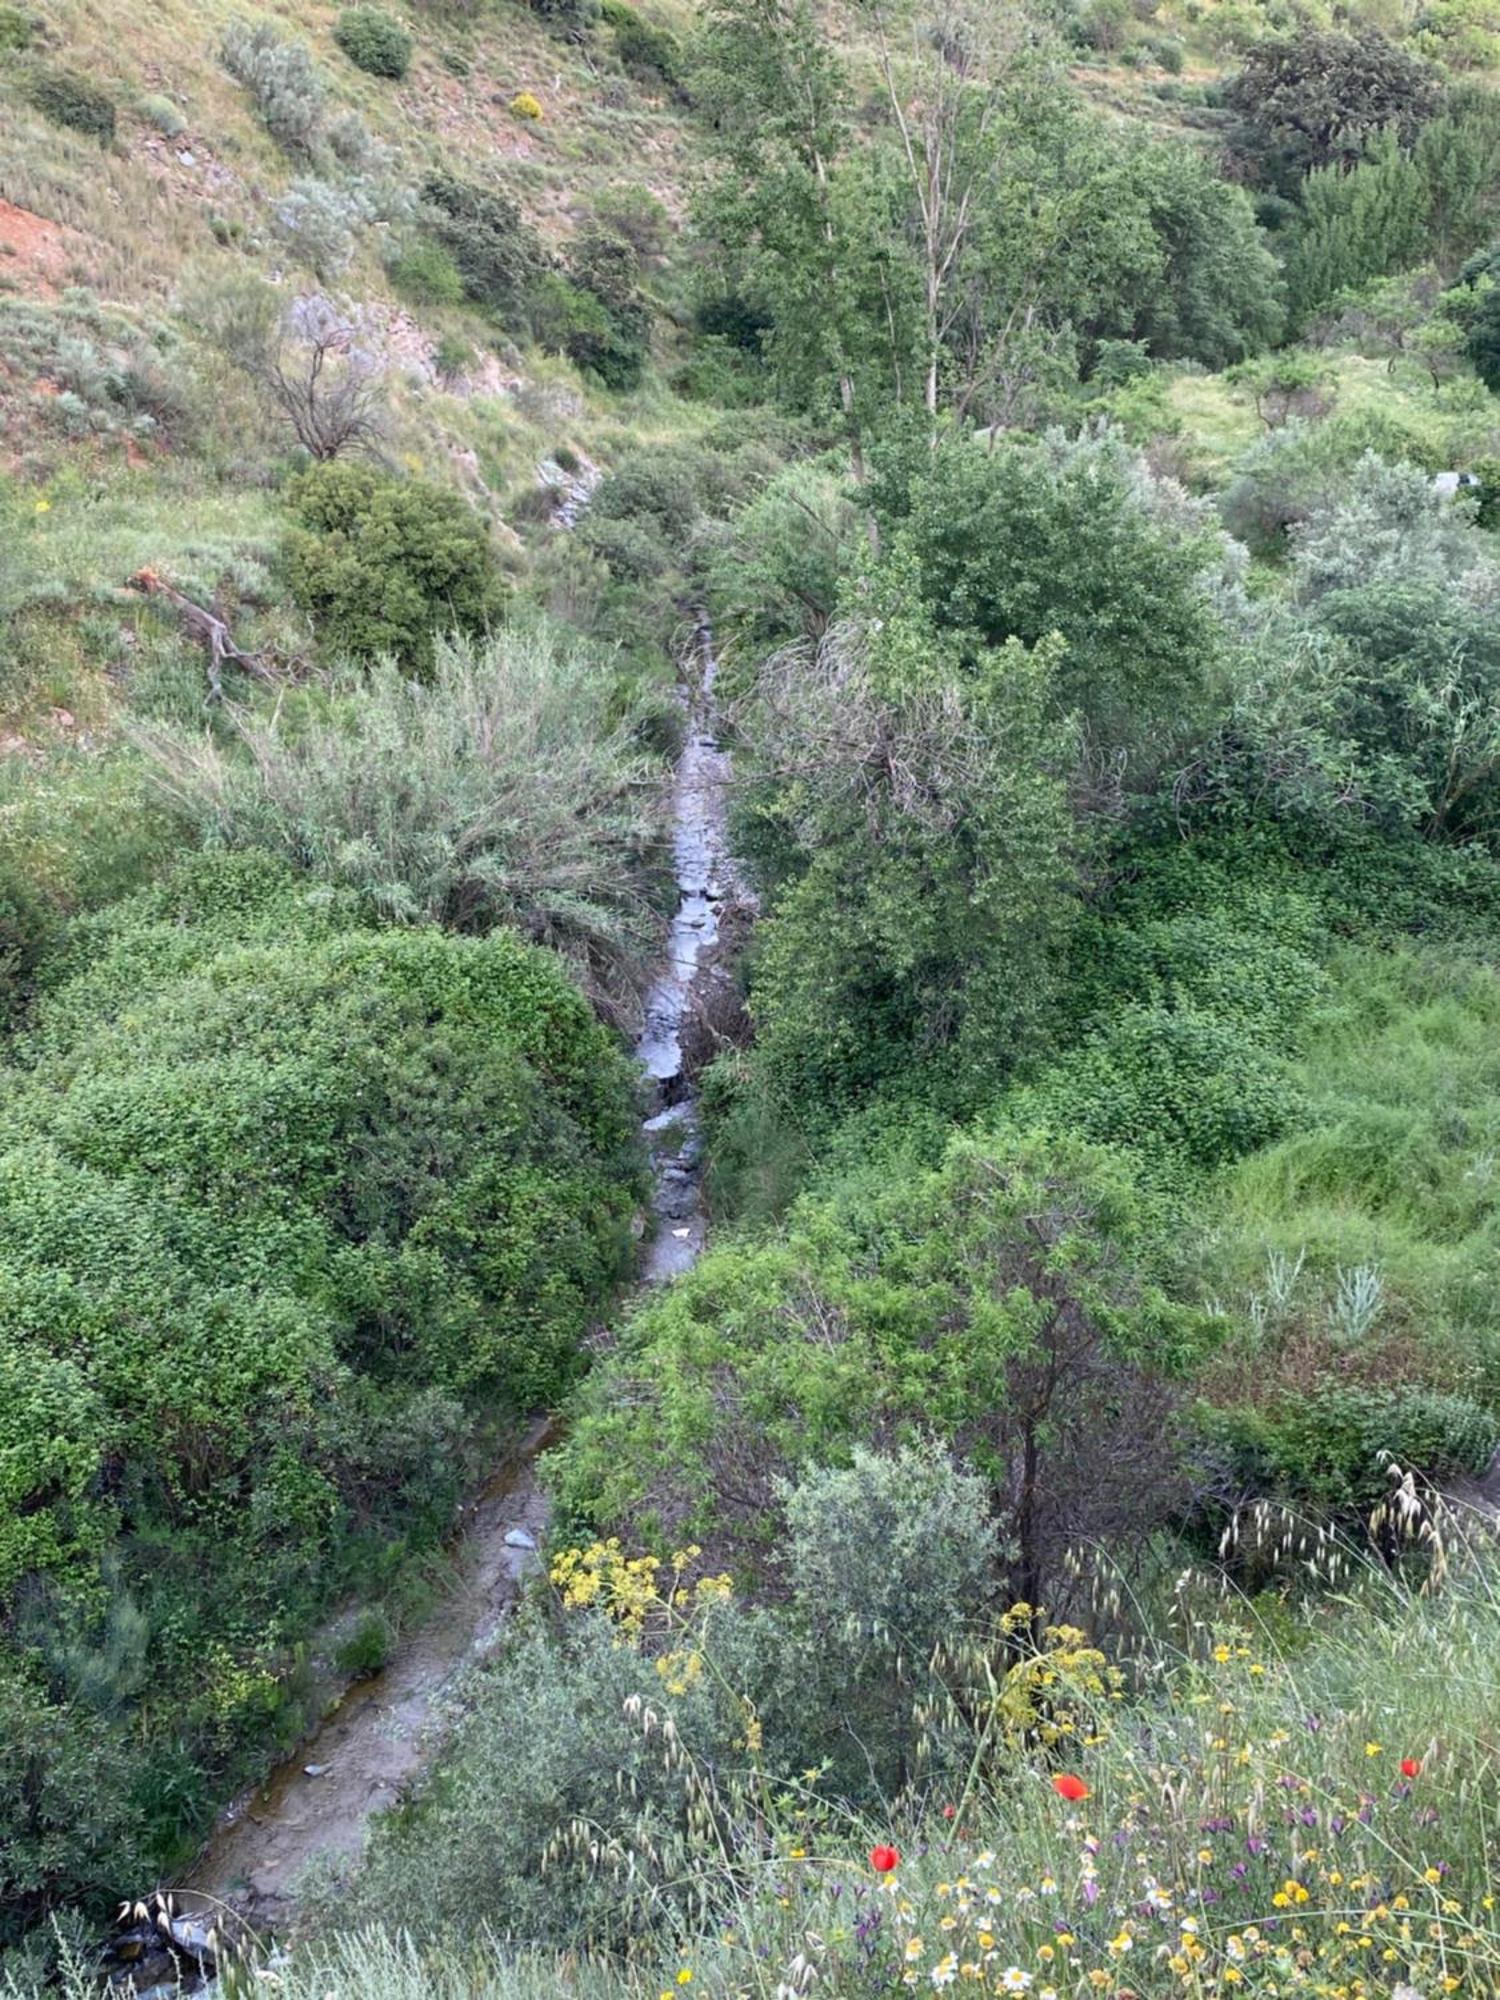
[176,622,738,1939]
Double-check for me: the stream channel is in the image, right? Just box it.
[152,621,738,1958]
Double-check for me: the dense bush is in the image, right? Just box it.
[24,69,116,144]
[333,6,413,78]
[282,460,506,673]
[600,0,681,87]
[220,19,325,156]
[387,236,466,305]
[0,853,639,1939]
[135,627,665,1014]
[1206,1385,1499,1515]
[871,426,1230,758]
[525,0,600,33]
[547,229,651,389]
[551,1131,1211,1602]
[419,171,543,322]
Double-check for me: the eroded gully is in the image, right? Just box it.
[173,622,738,1940]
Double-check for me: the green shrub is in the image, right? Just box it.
[781,1444,998,1658]
[335,1608,397,1678]
[24,69,117,144]
[525,0,600,36]
[600,0,681,86]
[0,852,639,1931]
[420,171,543,321]
[1205,1386,1499,1516]
[384,237,462,304]
[136,92,187,138]
[1021,1004,1301,1172]
[134,627,665,1010]
[333,5,413,78]
[0,6,32,51]
[551,1132,1212,1596]
[281,460,506,673]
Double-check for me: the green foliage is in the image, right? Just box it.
[0,1664,152,1951]
[1206,1386,1499,1515]
[333,7,413,79]
[220,19,326,156]
[552,1131,1211,1597]
[334,1607,397,1677]
[419,172,543,323]
[134,626,665,1011]
[600,0,681,87]
[780,1443,997,1658]
[1226,26,1441,195]
[1454,242,1500,393]
[735,588,1076,1118]
[536,231,651,389]
[704,456,858,654]
[0,853,639,1934]
[1283,135,1430,329]
[525,0,600,35]
[1219,410,1450,555]
[871,426,1229,756]
[0,6,32,51]
[386,237,466,307]
[282,460,506,673]
[336,1606,751,1945]
[23,69,117,144]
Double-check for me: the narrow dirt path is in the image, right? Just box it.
[173,624,737,1940]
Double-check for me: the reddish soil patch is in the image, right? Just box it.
[0,200,89,299]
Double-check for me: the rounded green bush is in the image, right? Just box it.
[333,5,413,79]
[282,460,507,674]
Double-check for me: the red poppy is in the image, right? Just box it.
[1400,1757,1422,1779]
[870,1844,900,1874]
[1052,1773,1090,1802]
[942,1803,957,1820]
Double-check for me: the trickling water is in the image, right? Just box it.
[636,623,739,1282]
[133,624,740,1957]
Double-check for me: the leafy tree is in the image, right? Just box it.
[871,426,1228,756]
[558,229,652,389]
[1452,241,1500,391]
[1115,140,1284,367]
[552,1131,1210,1609]
[694,0,908,480]
[1226,27,1441,196]
[734,563,1076,1115]
[1283,134,1430,329]
[282,461,506,672]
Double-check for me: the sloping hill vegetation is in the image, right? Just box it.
[6,0,1500,1988]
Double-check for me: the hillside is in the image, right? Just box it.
[5,0,1500,1992]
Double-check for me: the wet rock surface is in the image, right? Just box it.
[636,624,745,1283]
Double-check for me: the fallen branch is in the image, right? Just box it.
[126,568,282,701]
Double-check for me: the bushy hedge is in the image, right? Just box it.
[333,5,413,78]
[282,460,506,673]
[0,853,640,1940]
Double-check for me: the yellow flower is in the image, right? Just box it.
[676,1974,692,1988]
[1364,1742,1383,1757]
[34,499,51,514]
